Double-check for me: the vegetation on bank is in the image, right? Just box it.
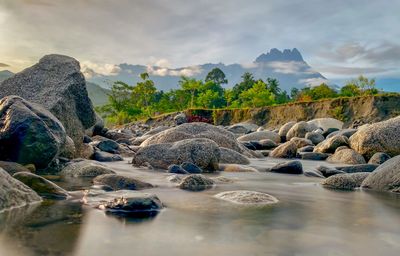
[96,68,383,124]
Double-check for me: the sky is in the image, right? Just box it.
[0,0,400,86]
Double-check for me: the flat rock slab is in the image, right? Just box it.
[214,190,279,206]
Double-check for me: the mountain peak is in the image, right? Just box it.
[255,48,304,63]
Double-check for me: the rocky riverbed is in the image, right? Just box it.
[1,54,400,256]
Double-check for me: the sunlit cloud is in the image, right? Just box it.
[81,61,121,79]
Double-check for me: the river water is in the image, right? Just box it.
[1,158,400,256]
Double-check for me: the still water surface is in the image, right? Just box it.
[1,158,399,256]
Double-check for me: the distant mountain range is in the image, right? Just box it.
[86,48,329,92]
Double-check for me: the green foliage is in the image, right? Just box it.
[97,71,382,125]
[205,68,228,85]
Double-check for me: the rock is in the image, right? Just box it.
[314,135,349,153]
[259,150,271,157]
[335,146,349,152]
[278,121,296,140]
[304,169,325,178]
[174,113,187,125]
[361,155,400,193]
[0,96,66,169]
[167,174,183,183]
[326,129,357,139]
[227,123,258,134]
[141,122,246,154]
[0,54,96,153]
[322,128,340,137]
[133,138,220,171]
[321,173,362,190]
[316,166,345,178]
[299,152,329,161]
[327,149,366,165]
[0,161,32,175]
[237,131,280,144]
[270,141,297,158]
[178,174,214,191]
[305,132,325,145]
[241,141,257,150]
[214,190,278,205]
[104,130,132,143]
[59,136,76,159]
[90,136,120,154]
[219,147,250,165]
[60,160,116,177]
[336,164,378,173]
[269,160,303,174]
[143,126,170,136]
[290,137,314,148]
[322,172,370,190]
[298,145,315,153]
[368,152,391,165]
[84,190,163,217]
[83,135,93,144]
[258,139,278,149]
[349,116,400,158]
[181,162,203,174]
[307,118,343,132]
[93,174,153,191]
[286,121,315,140]
[0,168,42,212]
[81,144,95,159]
[93,150,123,162]
[12,172,69,199]
[219,164,258,172]
[167,165,189,174]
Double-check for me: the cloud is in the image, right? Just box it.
[81,61,121,78]
[146,65,202,77]
[267,61,316,75]
[299,77,329,87]
[318,65,390,75]
[0,63,10,67]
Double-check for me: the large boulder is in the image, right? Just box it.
[13,172,69,199]
[219,147,250,165]
[0,96,66,169]
[314,135,349,153]
[286,121,316,140]
[270,141,297,158]
[227,123,258,134]
[60,160,116,177]
[140,122,246,154]
[214,190,279,205]
[269,160,303,174]
[278,121,296,139]
[238,131,280,144]
[349,116,400,158]
[93,174,153,191]
[178,174,215,191]
[0,161,32,175]
[0,54,96,153]
[133,138,221,171]
[0,168,42,211]
[307,118,343,131]
[368,152,391,165]
[361,155,400,193]
[305,132,325,145]
[326,129,357,139]
[327,148,366,165]
[321,172,369,190]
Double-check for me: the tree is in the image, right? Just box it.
[340,84,361,97]
[345,75,378,95]
[308,83,337,100]
[205,68,228,85]
[132,72,157,116]
[290,88,300,100]
[266,78,281,95]
[196,90,222,108]
[231,72,256,102]
[239,80,275,108]
[179,76,202,108]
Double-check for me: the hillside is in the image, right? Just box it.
[86,48,327,92]
[86,82,110,106]
[142,94,400,129]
